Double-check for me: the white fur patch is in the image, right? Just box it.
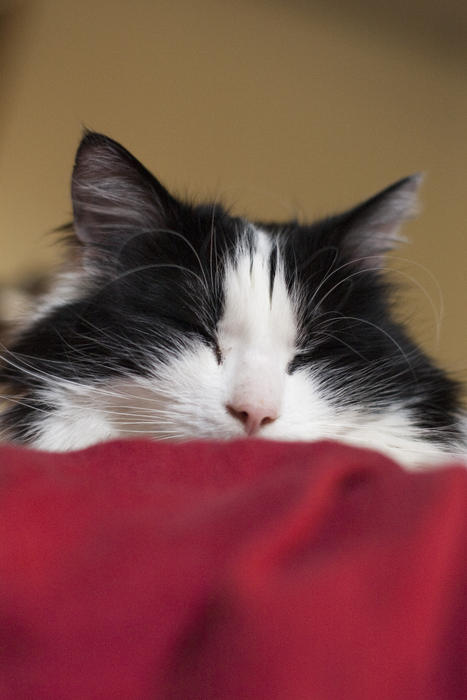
[217,230,296,432]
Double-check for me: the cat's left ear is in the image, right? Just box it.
[335,174,423,266]
[71,131,179,246]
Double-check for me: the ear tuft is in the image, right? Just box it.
[71,131,175,245]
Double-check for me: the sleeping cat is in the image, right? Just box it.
[0,131,465,467]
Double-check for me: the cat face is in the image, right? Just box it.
[1,132,465,466]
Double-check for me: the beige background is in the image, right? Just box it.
[0,0,466,380]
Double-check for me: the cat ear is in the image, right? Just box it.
[335,174,423,266]
[71,131,177,245]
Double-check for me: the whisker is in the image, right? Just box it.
[94,262,208,296]
[318,331,369,362]
[308,255,382,309]
[312,265,382,310]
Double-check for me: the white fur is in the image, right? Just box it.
[26,226,466,469]
[218,231,296,431]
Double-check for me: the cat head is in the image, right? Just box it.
[1,132,464,465]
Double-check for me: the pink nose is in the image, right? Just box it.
[227,403,279,436]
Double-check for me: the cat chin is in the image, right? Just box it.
[25,413,465,471]
[19,372,465,471]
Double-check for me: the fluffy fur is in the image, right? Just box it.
[0,132,465,468]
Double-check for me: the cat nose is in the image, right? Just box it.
[226,402,279,436]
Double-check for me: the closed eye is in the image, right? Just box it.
[213,340,222,364]
[162,315,222,363]
[287,349,309,374]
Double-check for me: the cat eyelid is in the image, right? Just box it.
[169,317,222,362]
[214,342,223,365]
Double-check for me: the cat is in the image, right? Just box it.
[0,131,465,468]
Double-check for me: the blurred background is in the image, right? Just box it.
[0,0,466,380]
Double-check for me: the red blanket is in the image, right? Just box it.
[0,439,465,699]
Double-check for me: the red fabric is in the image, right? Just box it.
[0,439,465,699]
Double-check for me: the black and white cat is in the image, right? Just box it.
[0,132,465,467]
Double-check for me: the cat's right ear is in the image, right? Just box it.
[71,131,178,246]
